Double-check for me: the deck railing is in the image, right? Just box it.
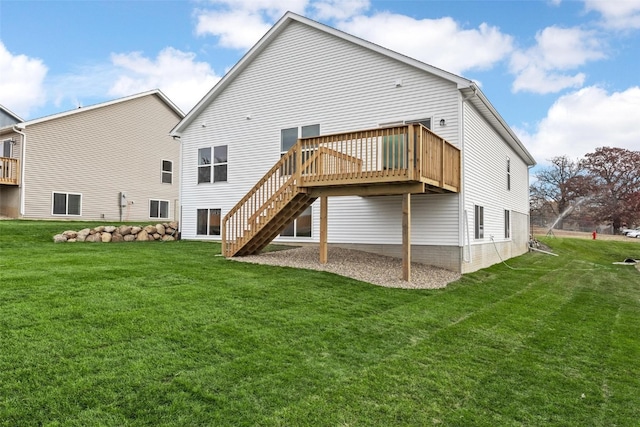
[222,123,460,257]
[299,124,460,191]
[0,157,19,185]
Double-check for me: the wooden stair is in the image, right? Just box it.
[222,124,461,258]
[234,192,315,256]
[222,144,318,257]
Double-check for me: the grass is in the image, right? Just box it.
[1,220,639,426]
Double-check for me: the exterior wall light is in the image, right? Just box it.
[440,118,446,126]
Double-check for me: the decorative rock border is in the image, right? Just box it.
[54,222,179,243]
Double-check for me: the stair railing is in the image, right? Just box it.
[222,143,302,257]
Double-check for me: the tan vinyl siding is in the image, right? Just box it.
[22,94,181,221]
[180,21,461,241]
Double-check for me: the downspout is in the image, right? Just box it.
[460,83,477,264]
[12,125,26,217]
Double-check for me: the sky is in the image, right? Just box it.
[1,0,639,167]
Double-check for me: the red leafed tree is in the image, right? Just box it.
[581,147,640,233]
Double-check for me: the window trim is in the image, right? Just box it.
[504,209,511,239]
[52,191,82,216]
[161,159,173,184]
[280,206,313,238]
[196,208,222,236]
[474,205,484,240]
[149,199,170,219]
[197,145,228,184]
[213,145,228,183]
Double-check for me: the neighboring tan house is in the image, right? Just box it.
[171,12,536,275]
[0,90,183,221]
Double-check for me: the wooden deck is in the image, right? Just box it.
[222,124,460,259]
[0,157,19,185]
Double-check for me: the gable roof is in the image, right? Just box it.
[0,104,24,123]
[3,89,183,131]
[172,12,535,166]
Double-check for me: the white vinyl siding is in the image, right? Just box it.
[463,102,529,244]
[179,21,461,242]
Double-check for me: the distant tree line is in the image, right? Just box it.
[530,147,640,234]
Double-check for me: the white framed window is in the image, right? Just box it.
[52,192,82,216]
[281,206,312,238]
[198,145,227,184]
[505,209,511,239]
[474,205,484,239]
[280,124,320,175]
[197,208,221,236]
[162,160,172,184]
[150,199,169,219]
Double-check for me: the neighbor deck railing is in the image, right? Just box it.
[0,157,19,185]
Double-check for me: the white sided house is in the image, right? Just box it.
[172,12,536,275]
[0,90,183,221]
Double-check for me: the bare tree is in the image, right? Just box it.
[581,146,640,233]
[530,155,587,229]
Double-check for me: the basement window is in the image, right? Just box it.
[474,205,484,239]
[281,206,312,237]
[150,200,169,219]
[52,192,82,216]
[197,208,221,236]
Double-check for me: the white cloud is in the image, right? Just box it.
[108,47,221,113]
[195,0,309,49]
[0,42,48,119]
[584,0,640,29]
[510,26,606,94]
[337,13,514,75]
[312,0,369,20]
[517,86,640,165]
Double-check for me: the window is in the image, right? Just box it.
[162,160,172,184]
[2,139,12,157]
[504,209,511,239]
[198,145,228,184]
[52,192,81,216]
[506,157,511,191]
[150,200,169,219]
[280,125,320,174]
[213,146,228,182]
[197,208,221,236]
[198,147,211,183]
[281,206,312,237]
[474,205,484,239]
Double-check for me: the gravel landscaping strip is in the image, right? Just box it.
[231,245,461,289]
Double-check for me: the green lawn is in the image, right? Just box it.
[1,220,639,426]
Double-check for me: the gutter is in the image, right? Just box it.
[12,124,26,216]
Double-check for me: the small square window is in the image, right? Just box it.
[150,200,169,219]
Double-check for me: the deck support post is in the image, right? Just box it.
[320,196,328,264]
[402,193,411,281]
